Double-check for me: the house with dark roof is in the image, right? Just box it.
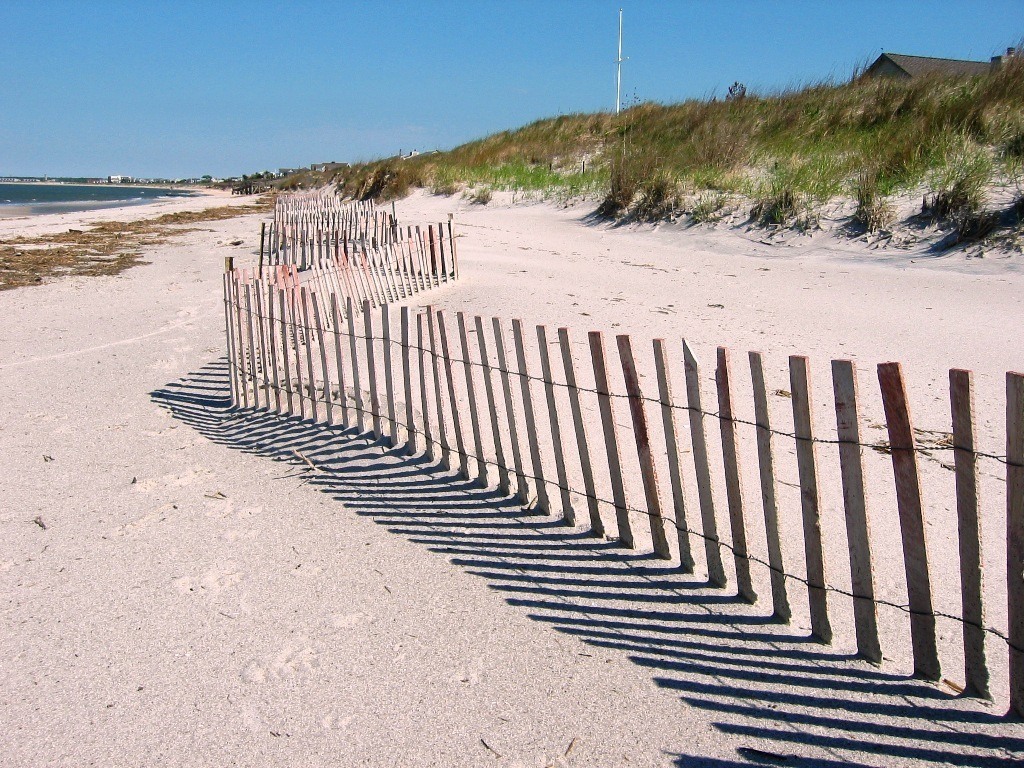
[864,49,1017,79]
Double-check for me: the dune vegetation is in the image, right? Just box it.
[289,54,1024,241]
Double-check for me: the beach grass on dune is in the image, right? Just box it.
[293,55,1024,233]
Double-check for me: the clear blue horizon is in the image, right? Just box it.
[2,1,1020,179]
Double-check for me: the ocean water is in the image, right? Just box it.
[0,182,195,217]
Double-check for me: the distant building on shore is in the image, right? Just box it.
[311,162,348,173]
[108,175,133,184]
[864,48,1017,79]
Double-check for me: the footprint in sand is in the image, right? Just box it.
[172,564,244,598]
[326,612,370,629]
[133,468,207,493]
[320,713,355,731]
[112,502,177,537]
[204,499,263,521]
[242,638,319,684]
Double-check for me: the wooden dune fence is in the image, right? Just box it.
[257,193,439,272]
[221,268,1024,719]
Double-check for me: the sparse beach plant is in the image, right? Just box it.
[852,170,895,232]
[923,134,992,221]
[691,192,728,223]
[631,172,683,221]
[468,187,493,205]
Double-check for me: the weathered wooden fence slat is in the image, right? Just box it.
[590,331,632,547]
[949,368,989,698]
[330,293,349,426]
[717,347,756,603]
[513,318,550,514]
[401,306,416,453]
[878,361,940,681]
[346,297,364,433]
[427,307,451,470]
[537,325,574,525]
[618,335,671,559]
[1006,371,1024,716]
[831,359,881,663]
[683,340,726,587]
[494,318,529,504]
[459,312,488,487]
[653,339,693,573]
[749,350,791,622]
[477,315,510,495]
[438,310,469,479]
[559,328,603,537]
[790,355,831,643]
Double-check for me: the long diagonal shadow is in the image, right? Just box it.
[152,359,1024,767]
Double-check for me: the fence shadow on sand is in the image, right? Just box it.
[152,359,1024,768]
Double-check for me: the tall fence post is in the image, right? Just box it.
[537,325,574,525]
[459,312,488,488]
[494,318,529,503]
[330,293,349,426]
[382,304,398,445]
[346,296,364,433]
[477,315,510,495]
[654,339,694,573]
[438,310,469,479]
[401,306,416,453]
[427,307,451,470]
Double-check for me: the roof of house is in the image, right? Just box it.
[870,53,992,79]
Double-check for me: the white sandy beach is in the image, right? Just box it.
[2,190,1023,766]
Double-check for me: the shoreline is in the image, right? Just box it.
[0,188,270,290]
[0,186,250,238]
[0,181,203,220]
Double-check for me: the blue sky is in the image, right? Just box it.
[1,1,1020,178]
